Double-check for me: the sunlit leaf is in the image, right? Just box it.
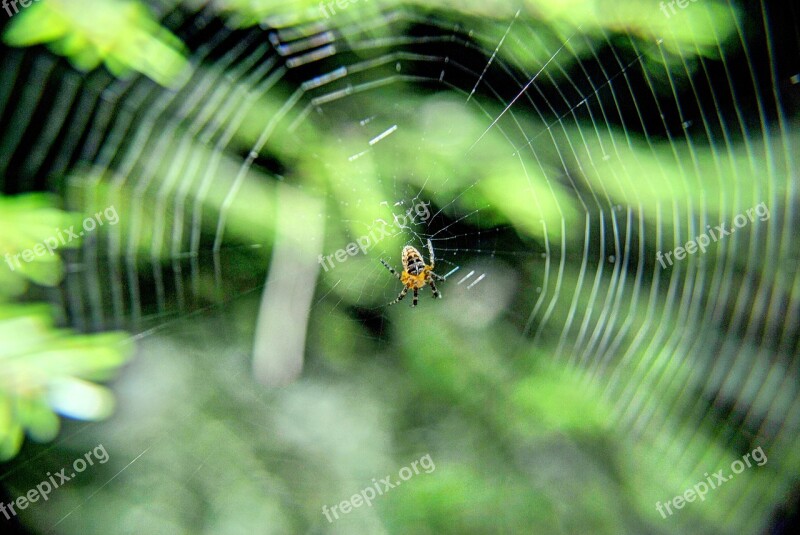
[0,194,82,295]
[0,307,132,460]
[3,0,191,88]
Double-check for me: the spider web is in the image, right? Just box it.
[1,0,799,532]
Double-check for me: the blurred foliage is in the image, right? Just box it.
[0,0,794,534]
[2,0,191,87]
[0,194,81,294]
[216,0,739,78]
[0,195,132,461]
[0,306,132,461]
[2,0,738,89]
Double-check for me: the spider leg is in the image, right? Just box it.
[380,259,402,279]
[388,286,409,305]
[430,271,447,281]
[429,279,442,299]
[412,287,419,307]
[426,239,435,270]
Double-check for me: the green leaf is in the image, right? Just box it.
[0,194,81,296]
[0,306,133,461]
[3,0,191,88]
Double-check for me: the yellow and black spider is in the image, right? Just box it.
[380,239,446,307]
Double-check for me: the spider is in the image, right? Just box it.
[380,239,447,307]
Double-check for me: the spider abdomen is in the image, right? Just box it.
[402,246,426,275]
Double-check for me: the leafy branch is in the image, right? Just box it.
[0,195,132,461]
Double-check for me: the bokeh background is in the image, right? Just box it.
[1,0,799,533]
